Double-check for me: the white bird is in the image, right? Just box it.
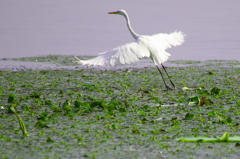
[75,9,185,90]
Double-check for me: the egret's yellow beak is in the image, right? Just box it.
[108,11,119,14]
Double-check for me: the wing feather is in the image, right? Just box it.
[148,31,185,65]
[151,31,185,50]
[75,31,185,66]
[77,41,150,66]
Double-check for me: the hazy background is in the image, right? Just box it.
[1,0,240,61]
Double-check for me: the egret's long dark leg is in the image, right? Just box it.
[161,64,176,89]
[155,65,171,90]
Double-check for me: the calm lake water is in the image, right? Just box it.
[1,0,240,61]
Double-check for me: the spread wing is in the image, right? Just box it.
[151,31,185,50]
[147,31,186,65]
[75,40,150,66]
[75,31,185,66]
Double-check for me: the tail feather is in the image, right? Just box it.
[74,56,83,64]
[74,56,80,61]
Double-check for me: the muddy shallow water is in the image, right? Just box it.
[1,60,240,158]
[1,55,239,71]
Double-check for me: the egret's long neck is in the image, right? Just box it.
[122,13,139,40]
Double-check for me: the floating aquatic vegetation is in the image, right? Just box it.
[176,132,240,142]
[0,57,240,158]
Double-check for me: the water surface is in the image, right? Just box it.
[0,0,239,61]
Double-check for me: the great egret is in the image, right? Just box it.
[75,9,185,90]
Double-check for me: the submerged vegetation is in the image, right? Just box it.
[0,56,240,158]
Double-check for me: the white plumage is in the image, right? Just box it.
[75,31,184,66]
[75,9,186,90]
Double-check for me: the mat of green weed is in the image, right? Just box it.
[0,56,240,158]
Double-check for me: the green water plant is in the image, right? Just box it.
[9,106,29,137]
[1,58,240,158]
[176,132,240,142]
[7,93,29,136]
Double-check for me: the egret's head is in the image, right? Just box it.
[108,9,127,16]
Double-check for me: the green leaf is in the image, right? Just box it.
[211,87,221,95]
[119,107,127,112]
[177,97,188,103]
[207,71,215,75]
[29,92,40,98]
[111,124,120,129]
[184,113,194,120]
[74,100,81,108]
[80,102,92,113]
[44,100,52,105]
[90,101,105,108]
[196,89,209,95]
[35,120,50,128]
[225,117,233,124]
[132,127,140,134]
[186,96,200,105]
[62,100,72,111]
[8,93,16,103]
[219,132,230,141]
[137,110,146,116]
[46,137,54,143]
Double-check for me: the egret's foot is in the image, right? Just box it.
[165,85,175,90]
